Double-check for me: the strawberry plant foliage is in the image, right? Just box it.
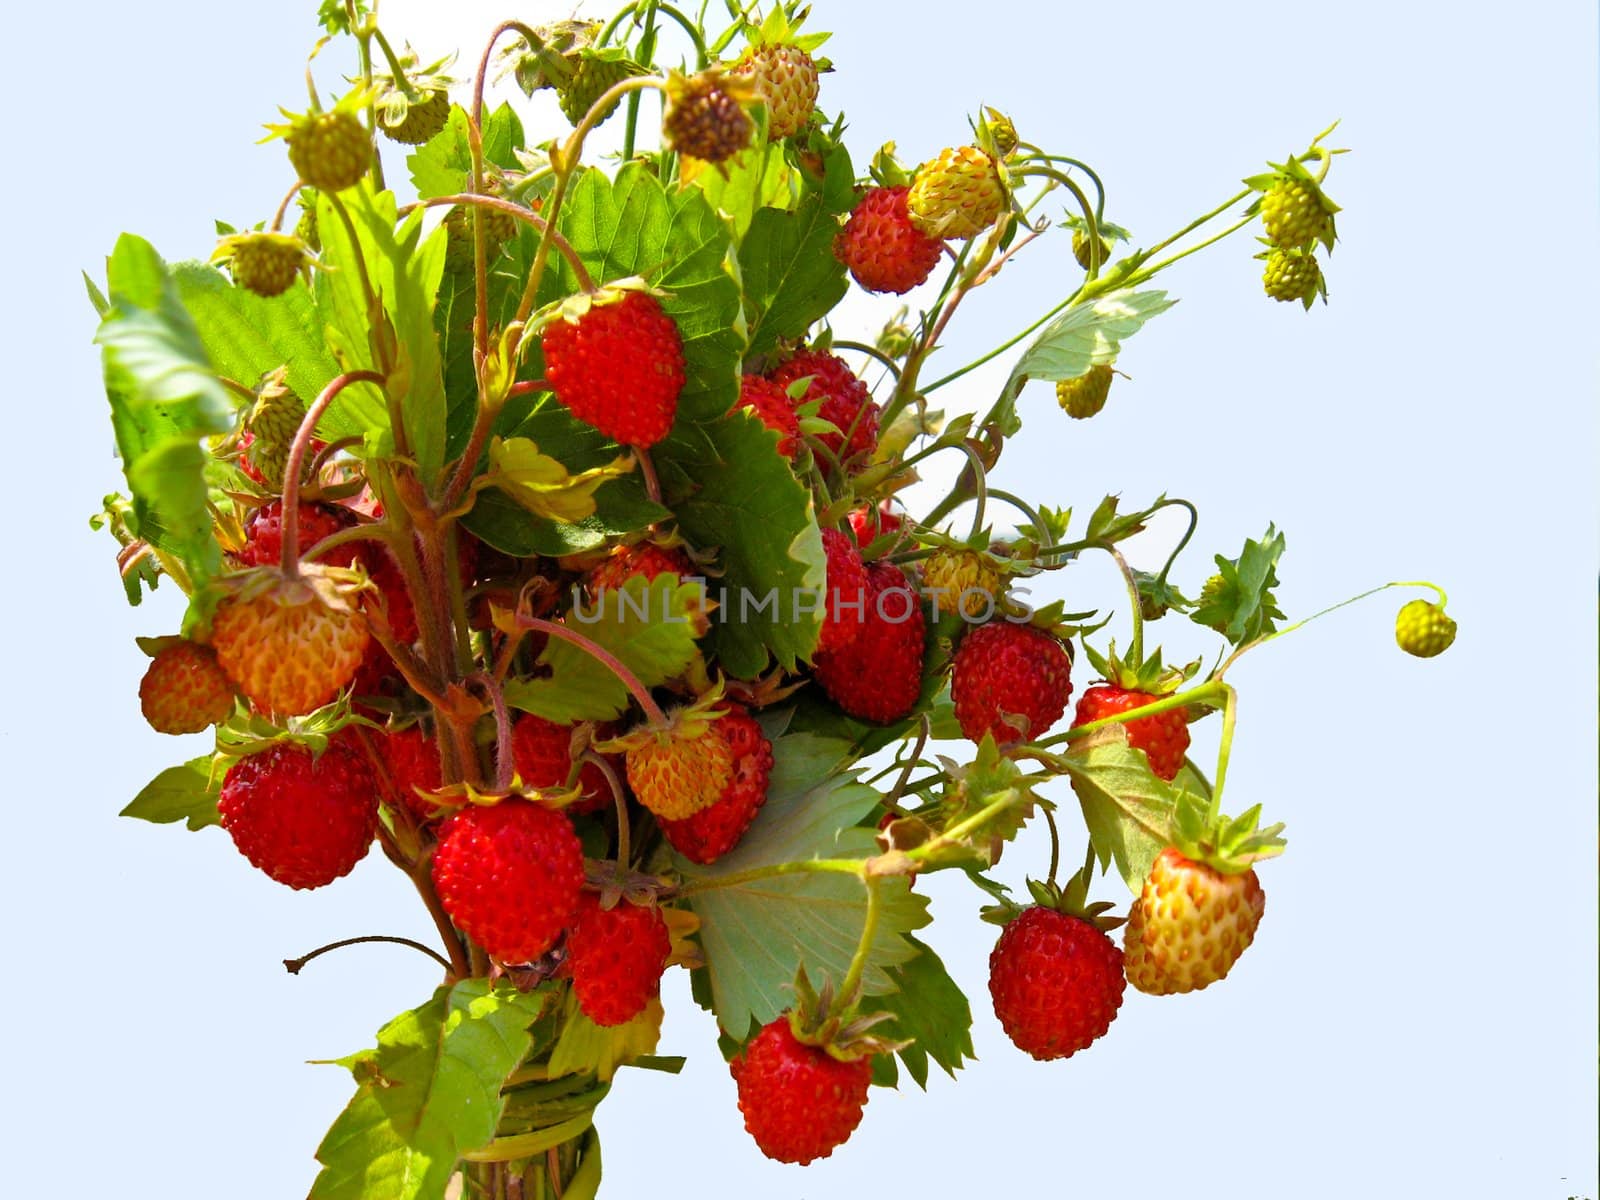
[90,3,1455,1195]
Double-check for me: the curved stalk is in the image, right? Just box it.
[278,370,385,573]
[283,934,453,975]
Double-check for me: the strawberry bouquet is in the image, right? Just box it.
[92,1,1455,1195]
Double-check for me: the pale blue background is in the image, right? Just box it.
[3,1,1595,1196]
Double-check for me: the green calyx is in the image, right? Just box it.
[786,968,906,1064]
[1244,154,1341,252]
[1081,639,1196,696]
[1169,791,1285,877]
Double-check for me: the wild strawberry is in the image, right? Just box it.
[382,724,442,820]
[238,370,319,489]
[215,231,311,298]
[1073,685,1191,781]
[1395,598,1456,658]
[431,799,584,963]
[906,146,1006,240]
[1072,229,1112,272]
[951,622,1073,744]
[732,43,819,140]
[658,704,773,864]
[1260,175,1334,250]
[834,186,944,295]
[443,186,521,271]
[731,1016,872,1164]
[921,548,1002,618]
[510,713,617,816]
[817,528,869,654]
[235,500,361,569]
[1261,247,1325,307]
[989,905,1125,1061]
[623,721,734,821]
[209,569,370,717]
[380,88,450,145]
[738,374,801,458]
[542,291,686,448]
[586,541,695,594]
[813,561,926,723]
[218,736,378,889]
[768,349,879,463]
[139,641,236,734]
[662,71,753,163]
[557,52,638,127]
[1055,363,1113,420]
[567,893,672,1026]
[1124,847,1267,996]
[285,109,371,193]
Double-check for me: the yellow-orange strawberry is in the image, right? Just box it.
[1124,797,1284,996]
[603,696,734,821]
[209,566,369,717]
[139,640,237,734]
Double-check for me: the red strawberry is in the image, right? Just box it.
[1073,685,1190,781]
[566,893,672,1026]
[139,640,236,734]
[768,349,879,462]
[988,906,1125,1060]
[541,291,685,448]
[834,186,944,294]
[738,374,801,458]
[235,429,325,486]
[350,549,420,699]
[235,500,361,569]
[847,500,905,547]
[218,736,378,889]
[382,724,442,819]
[658,704,773,864]
[813,561,925,723]
[732,1016,873,1164]
[951,622,1073,744]
[586,542,695,594]
[510,713,617,816]
[817,528,870,654]
[431,799,584,963]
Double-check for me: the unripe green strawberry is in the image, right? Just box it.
[209,570,369,717]
[907,146,1006,240]
[732,43,819,140]
[557,55,636,127]
[286,109,371,193]
[1395,599,1456,657]
[243,375,309,487]
[1261,247,1325,307]
[295,189,320,252]
[1124,847,1265,995]
[381,89,450,145]
[1055,364,1113,420]
[922,548,1001,618]
[139,640,237,734]
[1261,176,1332,250]
[662,72,753,163]
[220,232,310,298]
[1072,229,1111,271]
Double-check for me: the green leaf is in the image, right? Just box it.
[656,409,824,677]
[1063,730,1182,894]
[503,575,705,723]
[121,756,220,831]
[680,139,796,238]
[993,289,1176,435]
[536,165,744,425]
[547,992,662,1082]
[1190,524,1287,645]
[316,185,449,473]
[463,402,669,556]
[873,936,974,1088]
[95,234,234,591]
[679,732,929,1038]
[310,981,551,1200]
[739,195,849,358]
[408,103,526,200]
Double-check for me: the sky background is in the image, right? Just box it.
[2,1,1595,1197]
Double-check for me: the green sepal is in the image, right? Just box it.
[1190,524,1287,646]
[1170,791,1286,876]
[869,141,912,189]
[1080,640,1198,696]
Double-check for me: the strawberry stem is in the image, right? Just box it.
[515,615,669,729]
[1211,684,1238,817]
[269,178,304,234]
[283,934,453,975]
[836,877,882,1004]
[278,369,385,574]
[1015,165,1102,278]
[585,751,632,868]
[407,194,595,291]
[1105,544,1144,666]
[673,858,867,897]
[469,673,516,792]
[1042,804,1062,888]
